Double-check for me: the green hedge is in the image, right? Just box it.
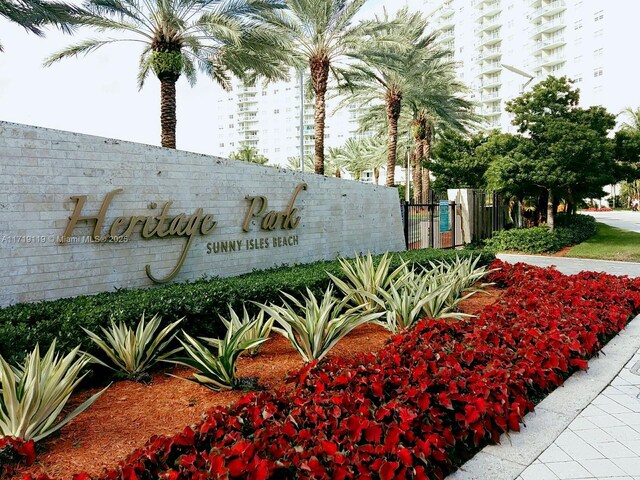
[484,214,597,254]
[0,249,494,365]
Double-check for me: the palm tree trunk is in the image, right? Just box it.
[385,89,402,186]
[547,189,555,231]
[160,76,178,149]
[310,57,329,175]
[412,159,421,203]
[412,141,423,203]
[421,168,430,203]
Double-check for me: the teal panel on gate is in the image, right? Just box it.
[439,200,450,232]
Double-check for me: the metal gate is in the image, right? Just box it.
[401,195,459,250]
[471,191,506,242]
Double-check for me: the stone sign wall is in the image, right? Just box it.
[0,121,405,306]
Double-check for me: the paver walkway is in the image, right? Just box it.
[499,254,640,480]
[517,351,640,480]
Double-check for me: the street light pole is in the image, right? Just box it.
[299,70,305,173]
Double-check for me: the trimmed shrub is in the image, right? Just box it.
[484,214,596,254]
[0,249,494,365]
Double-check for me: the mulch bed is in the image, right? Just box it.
[12,287,502,479]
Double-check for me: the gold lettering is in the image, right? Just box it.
[201,214,217,235]
[122,216,147,238]
[282,183,307,229]
[242,196,268,232]
[145,234,196,284]
[153,202,173,238]
[261,211,280,231]
[109,217,128,237]
[167,213,187,235]
[63,189,123,240]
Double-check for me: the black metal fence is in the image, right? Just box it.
[401,197,459,251]
[470,191,506,242]
[401,190,506,250]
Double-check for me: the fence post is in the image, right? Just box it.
[403,201,409,250]
[451,200,456,248]
[429,203,435,249]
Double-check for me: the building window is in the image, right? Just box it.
[274,109,280,114]
[219,143,224,148]
[595,28,604,37]
[262,91,267,96]
[574,20,582,30]
[228,124,234,128]
[594,68,603,77]
[594,10,604,22]
[594,48,603,57]
[574,76,583,83]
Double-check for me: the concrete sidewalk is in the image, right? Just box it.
[448,255,640,480]
[497,253,640,278]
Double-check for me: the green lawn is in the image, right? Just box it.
[567,222,640,262]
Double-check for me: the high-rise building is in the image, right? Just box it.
[424,0,640,131]
[210,70,363,167]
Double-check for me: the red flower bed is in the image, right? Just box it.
[0,437,35,476]
[20,261,640,479]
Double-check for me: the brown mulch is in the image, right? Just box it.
[13,289,504,479]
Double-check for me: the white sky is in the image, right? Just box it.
[0,0,407,155]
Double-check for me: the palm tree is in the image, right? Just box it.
[1,0,79,51]
[405,72,478,201]
[268,0,369,175]
[342,8,448,186]
[46,0,290,149]
[621,107,640,131]
[286,154,314,171]
[229,145,269,164]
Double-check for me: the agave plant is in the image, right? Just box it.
[168,321,268,391]
[216,305,274,356]
[376,271,463,333]
[83,314,183,380]
[0,341,107,442]
[329,252,408,312]
[426,255,492,308]
[258,287,384,362]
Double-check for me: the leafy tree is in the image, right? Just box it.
[1,0,79,51]
[429,130,490,191]
[229,145,269,165]
[269,0,368,175]
[498,76,616,229]
[46,0,290,149]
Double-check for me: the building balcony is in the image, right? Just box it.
[532,17,566,36]
[439,29,455,41]
[480,31,501,46]
[533,34,566,52]
[531,0,566,21]
[481,76,502,88]
[480,60,502,75]
[536,52,565,68]
[476,0,501,18]
[480,46,501,60]
[479,17,501,32]
[481,92,501,102]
